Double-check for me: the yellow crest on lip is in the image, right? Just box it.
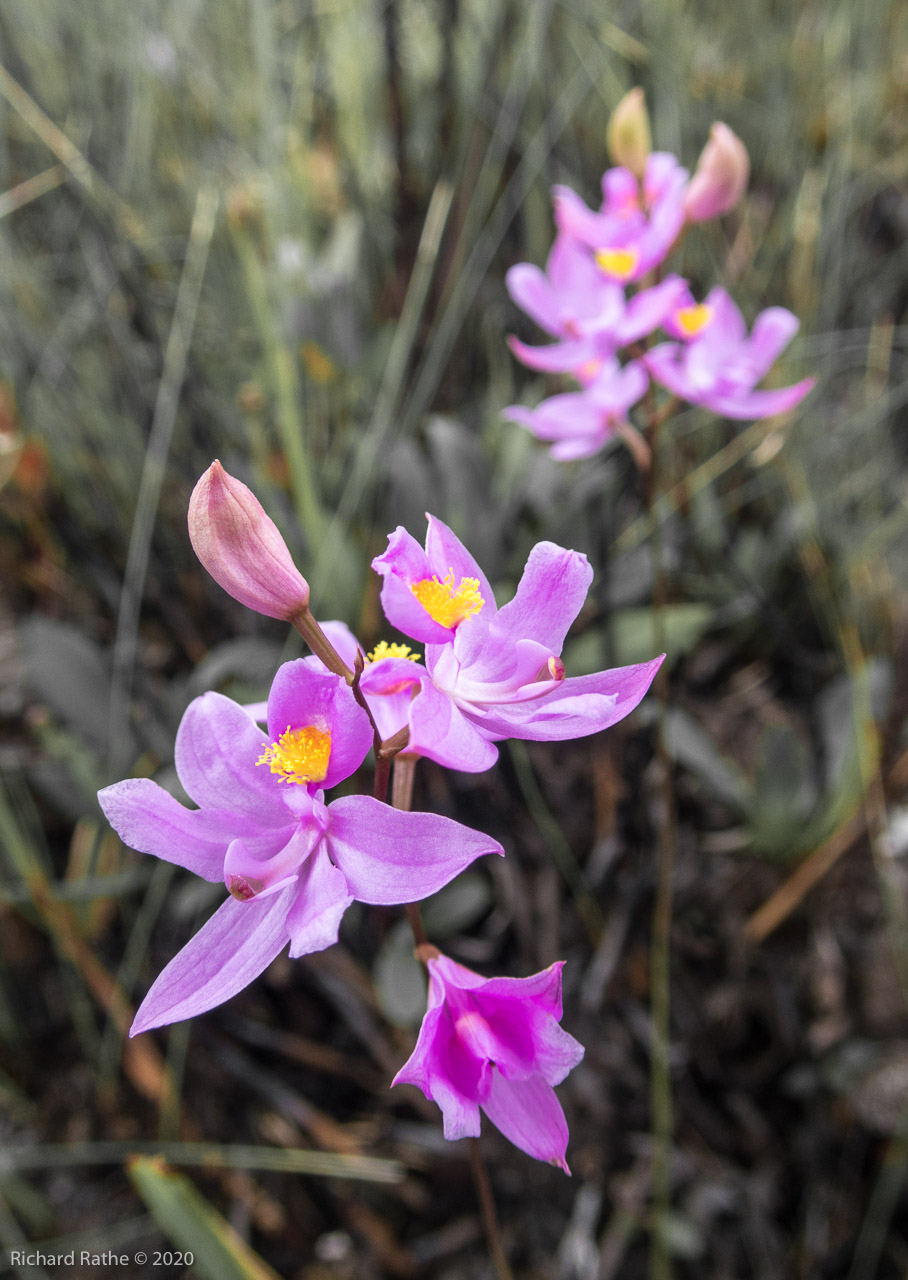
[410,569,484,630]
[594,247,639,280]
[675,303,714,336]
[256,724,331,784]
[366,641,422,663]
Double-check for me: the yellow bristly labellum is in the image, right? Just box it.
[256,724,331,784]
[366,641,422,663]
[675,303,714,337]
[594,247,639,280]
[410,569,484,630]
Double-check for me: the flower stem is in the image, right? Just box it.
[645,397,678,1280]
[290,607,353,681]
[471,1138,514,1280]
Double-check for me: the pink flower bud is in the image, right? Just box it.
[684,122,750,222]
[188,460,310,620]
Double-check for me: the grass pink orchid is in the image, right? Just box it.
[553,153,688,282]
[645,287,815,419]
[504,358,649,460]
[392,954,584,1172]
[99,661,502,1033]
[364,518,663,772]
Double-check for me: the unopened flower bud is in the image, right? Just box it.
[188,460,310,620]
[684,122,749,222]
[606,88,652,178]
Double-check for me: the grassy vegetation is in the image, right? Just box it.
[1,0,907,1275]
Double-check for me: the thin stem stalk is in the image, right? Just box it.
[470,1138,514,1280]
[645,394,677,1280]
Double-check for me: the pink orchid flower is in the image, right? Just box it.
[503,358,649,460]
[99,662,502,1033]
[393,954,584,1172]
[505,236,686,376]
[365,517,663,772]
[645,287,815,419]
[553,152,688,282]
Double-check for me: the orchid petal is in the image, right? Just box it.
[285,843,352,957]
[130,886,294,1034]
[708,378,815,420]
[406,680,500,772]
[470,656,664,741]
[481,1072,572,1172]
[265,660,372,792]
[747,307,800,376]
[424,514,495,614]
[507,334,601,376]
[505,263,561,335]
[325,794,503,903]
[495,542,592,653]
[99,779,237,881]
[175,693,285,826]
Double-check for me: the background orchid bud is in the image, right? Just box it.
[188,460,310,620]
[606,87,652,178]
[684,122,750,222]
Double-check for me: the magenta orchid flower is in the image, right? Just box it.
[392,954,584,1172]
[645,287,815,419]
[366,517,663,773]
[553,153,688,282]
[504,358,649,460]
[99,662,503,1033]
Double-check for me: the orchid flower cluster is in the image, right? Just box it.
[99,462,663,1172]
[504,96,815,461]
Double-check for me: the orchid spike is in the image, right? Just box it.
[363,517,663,773]
[393,954,584,1172]
[189,461,310,621]
[99,662,503,1033]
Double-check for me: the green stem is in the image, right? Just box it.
[646,399,677,1280]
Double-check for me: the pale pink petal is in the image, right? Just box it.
[707,378,815,420]
[99,779,239,881]
[285,843,353,957]
[507,334,601,376]
[130,886,294,1034]
[549,435,610,460]
[505,263,561,335]
[618,276,687,345]
[174,693,285,826]
[471,656,664,741]
[495,542,592,653]
[325,795,503,903]
[601,166,640,212]
[424,514,495,614]
[747,307,800,376]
